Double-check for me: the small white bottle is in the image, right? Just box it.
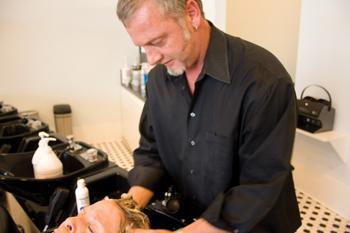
[75,178,90,213]
[121,57,131,86]
[131,64,141,91]
[32,132,63,179]
[140,63,150,97]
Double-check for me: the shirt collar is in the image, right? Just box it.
[165,21,231,84]
[201,21,231,84]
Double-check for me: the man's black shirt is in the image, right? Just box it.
[129,23,301,232]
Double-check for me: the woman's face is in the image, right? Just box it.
[54,215,90,233]
[54,199,127,233]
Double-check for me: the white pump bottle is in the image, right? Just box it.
[32,131,63,179]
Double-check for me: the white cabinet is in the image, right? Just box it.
[120,86,144,151]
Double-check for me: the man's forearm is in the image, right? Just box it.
[126,188,229,232]
[127,186,154,209]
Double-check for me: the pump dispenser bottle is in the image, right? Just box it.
[32,131,63,179]
[75,178,90,213]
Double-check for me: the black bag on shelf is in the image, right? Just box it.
[297,84,335,133]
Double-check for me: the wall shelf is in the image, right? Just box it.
[296,128,349,163]
[121,84,145,102]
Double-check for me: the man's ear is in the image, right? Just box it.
[185,0,201,30]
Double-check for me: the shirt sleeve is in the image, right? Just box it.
[201,73,297,232]
[128,98,166,192]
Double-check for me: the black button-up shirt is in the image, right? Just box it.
[129,23,301,232]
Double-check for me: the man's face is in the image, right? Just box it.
[125,1,196,76]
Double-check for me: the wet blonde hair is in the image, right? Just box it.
[115,196,150,230]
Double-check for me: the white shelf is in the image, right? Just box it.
[296,128,345,142]
[296,128,349,163]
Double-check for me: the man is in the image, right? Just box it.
[58,0,301,232]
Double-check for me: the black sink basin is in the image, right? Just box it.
[0,141,109,205]
[0,102,18,119]
[0,117,50,153]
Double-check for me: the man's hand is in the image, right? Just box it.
[54,198,126,233]
[128,186,154,209]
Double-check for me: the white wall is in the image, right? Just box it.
[202,0,226,32]
[0,0,138,142]
[225,0,350,219]
[293,0,350,218]
[0,0,227,143]
[226,0,301,79]
[294,0,350,135]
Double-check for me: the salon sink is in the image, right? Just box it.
[0,136,132,232]
[0,141,109,205]
[0,131,194,231]
[0,102,18,119]
[0,132,68,155]
[0,114,20,124]
[0,116,50,153]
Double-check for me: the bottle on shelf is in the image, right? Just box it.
[131,64,142,91]
[120,56,131,87]
[140,63,150,97]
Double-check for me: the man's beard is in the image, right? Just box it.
[166,64,186,76]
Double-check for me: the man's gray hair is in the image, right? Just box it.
[117,0,204,25]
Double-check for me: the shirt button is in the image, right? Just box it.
[190,112,196,118]
[190,140,196,146]
[190,169,195,174]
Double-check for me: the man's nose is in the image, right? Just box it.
[144,47,162,66]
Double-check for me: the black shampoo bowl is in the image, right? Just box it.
[0,117,50,153]
[0,139,136,231]
[0,141,109,205]
[0,102,18,119]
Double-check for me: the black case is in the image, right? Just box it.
[297,85,335,133]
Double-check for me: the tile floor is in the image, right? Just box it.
[296,190,350,233]
[93,140,350,233]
